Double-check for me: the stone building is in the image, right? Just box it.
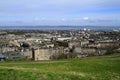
[33,47,65,60]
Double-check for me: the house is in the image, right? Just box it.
[68,41,80,48]
[57,37,72,41]
[98,42,119,48]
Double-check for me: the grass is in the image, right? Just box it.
[0,53,120,80]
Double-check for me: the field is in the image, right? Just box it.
[0,53,120,80]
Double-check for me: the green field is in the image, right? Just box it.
[0,54,120,80]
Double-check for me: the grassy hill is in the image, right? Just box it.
[0,53,120,80]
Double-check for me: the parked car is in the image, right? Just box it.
[0,54,6,61]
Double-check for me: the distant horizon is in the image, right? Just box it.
[0,25,120,27]
[0,25,120,30]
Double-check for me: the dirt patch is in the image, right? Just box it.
[67,71,86,77]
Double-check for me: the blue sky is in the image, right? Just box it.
[0,0,120,26]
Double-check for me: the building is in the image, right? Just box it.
[33,47,65,60]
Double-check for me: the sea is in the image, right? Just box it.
[0,26,120,30]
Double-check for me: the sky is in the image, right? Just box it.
[0,0,120,26]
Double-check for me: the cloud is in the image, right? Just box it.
[83,17,89,20]
[61,18,66,21]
